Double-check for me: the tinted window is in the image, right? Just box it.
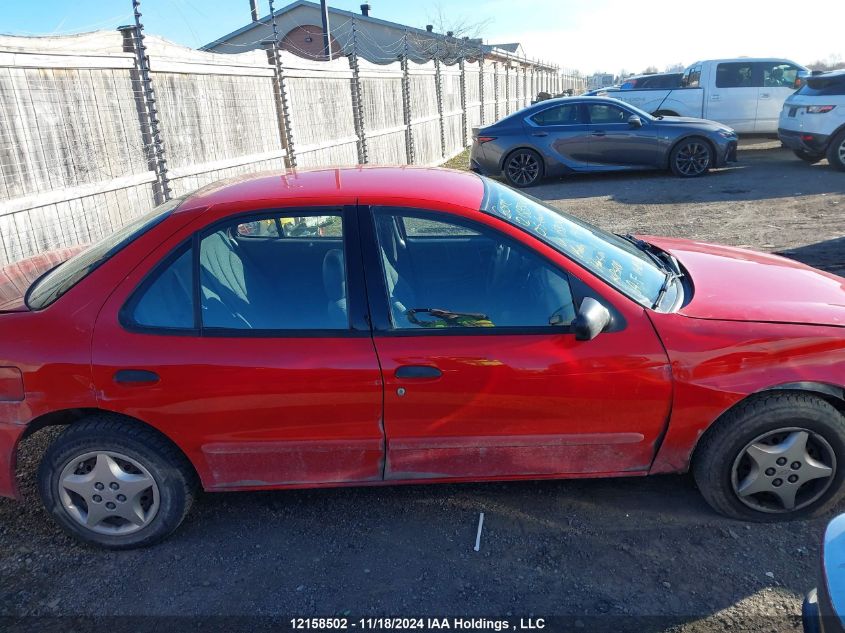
[761,62,800,88]
[199,212,347,330]
[131,244,195,329]
[374,210,575,330]
[530,104,582,125]
[27,198,181,309]
[798,74,845,96]
[587,104,629,124]
[716,62,754,88]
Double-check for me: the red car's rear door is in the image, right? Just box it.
[92,206,385,491]
[360,205,672,480]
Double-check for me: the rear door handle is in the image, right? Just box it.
[114,369,160,385]
[531,131,548,137]
[760,92,771,99]
[591,131,606,137]
[395,365,442,379]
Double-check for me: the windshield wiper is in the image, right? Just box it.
[653,271,680,310]
[619,234,670,272]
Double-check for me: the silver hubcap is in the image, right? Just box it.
[731,428,836,513]
[507,152,539,185]
[58,451,160,535]
[838,139,845,164]
[675,142,710,175]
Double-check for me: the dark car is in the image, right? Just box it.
[620,72,683,90]
[470,96,739,187]
[804,513,845,633]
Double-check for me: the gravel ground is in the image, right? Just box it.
[1,140,843,632]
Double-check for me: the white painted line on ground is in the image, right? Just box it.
[474,512,485,552]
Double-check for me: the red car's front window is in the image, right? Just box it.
[479,177,670,307]
[25,198,182,310]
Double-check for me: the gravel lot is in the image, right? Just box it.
[1,140,843,632]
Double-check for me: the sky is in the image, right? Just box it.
[1,0,843,75]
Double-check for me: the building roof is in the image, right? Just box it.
[200,0,557,70]
[203,0,462,52]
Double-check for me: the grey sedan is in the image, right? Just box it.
[470,96,738,187]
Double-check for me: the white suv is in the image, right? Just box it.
[779,70,845,171]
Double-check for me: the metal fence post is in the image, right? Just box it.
[459,56,468,146]
[493,61,499,121]
[349,18,367,164]
[401,30,415,165]
[121,1,171,204]
[434,57,446,160]
[268,0,297,168]
[478,54,485,126]
[507,63,513,115]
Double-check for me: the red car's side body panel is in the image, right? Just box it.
[376,328,672,480]
[649,313,845,473]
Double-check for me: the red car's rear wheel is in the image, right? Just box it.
[38,414,196,549]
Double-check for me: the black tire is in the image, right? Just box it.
[826,129,845,172]
[793,149,824,164]
[503,148,544,188]
[669,136,713,177]
[693,393,845,522]
[37,414,196,549]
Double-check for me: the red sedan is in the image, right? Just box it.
[1,167,843,549]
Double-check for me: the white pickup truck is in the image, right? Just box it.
[605,58,807,134]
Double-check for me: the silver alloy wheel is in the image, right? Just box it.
[507,151,540,186]
[731,427,836,513]
[838,138,845,165]
[58,451,160,535]
[675,141,711,176]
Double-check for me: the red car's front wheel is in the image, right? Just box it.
[693,392,845,521]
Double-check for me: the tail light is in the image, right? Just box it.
[806,105,836,114]
[475,136,497,144]
[0,367,24,401]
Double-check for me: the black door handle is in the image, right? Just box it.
[114,369,160,385]
[591,131,606,137]
[395,365,442,379]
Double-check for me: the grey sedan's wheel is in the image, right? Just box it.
[693,393,845,522]
[38,415,196,549]
[826,129,845,172]
[504,149,543,188]
[793,149,824,164]
[669,137,713,177]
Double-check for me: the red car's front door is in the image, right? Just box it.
[92,207,385,490]
[361,206,672,480]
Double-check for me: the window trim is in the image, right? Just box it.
[361,205,598,337]
[119,205,370,338]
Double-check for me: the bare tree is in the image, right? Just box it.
[807,54,844,71]
[406,2,493,61]
[641,65,659,75]
[664,62,685,73]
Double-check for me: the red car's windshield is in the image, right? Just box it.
[25,198,182,310]
[479,177,669,306]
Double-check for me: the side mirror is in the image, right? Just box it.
[571,297,611,341]
[628,115,643,128]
